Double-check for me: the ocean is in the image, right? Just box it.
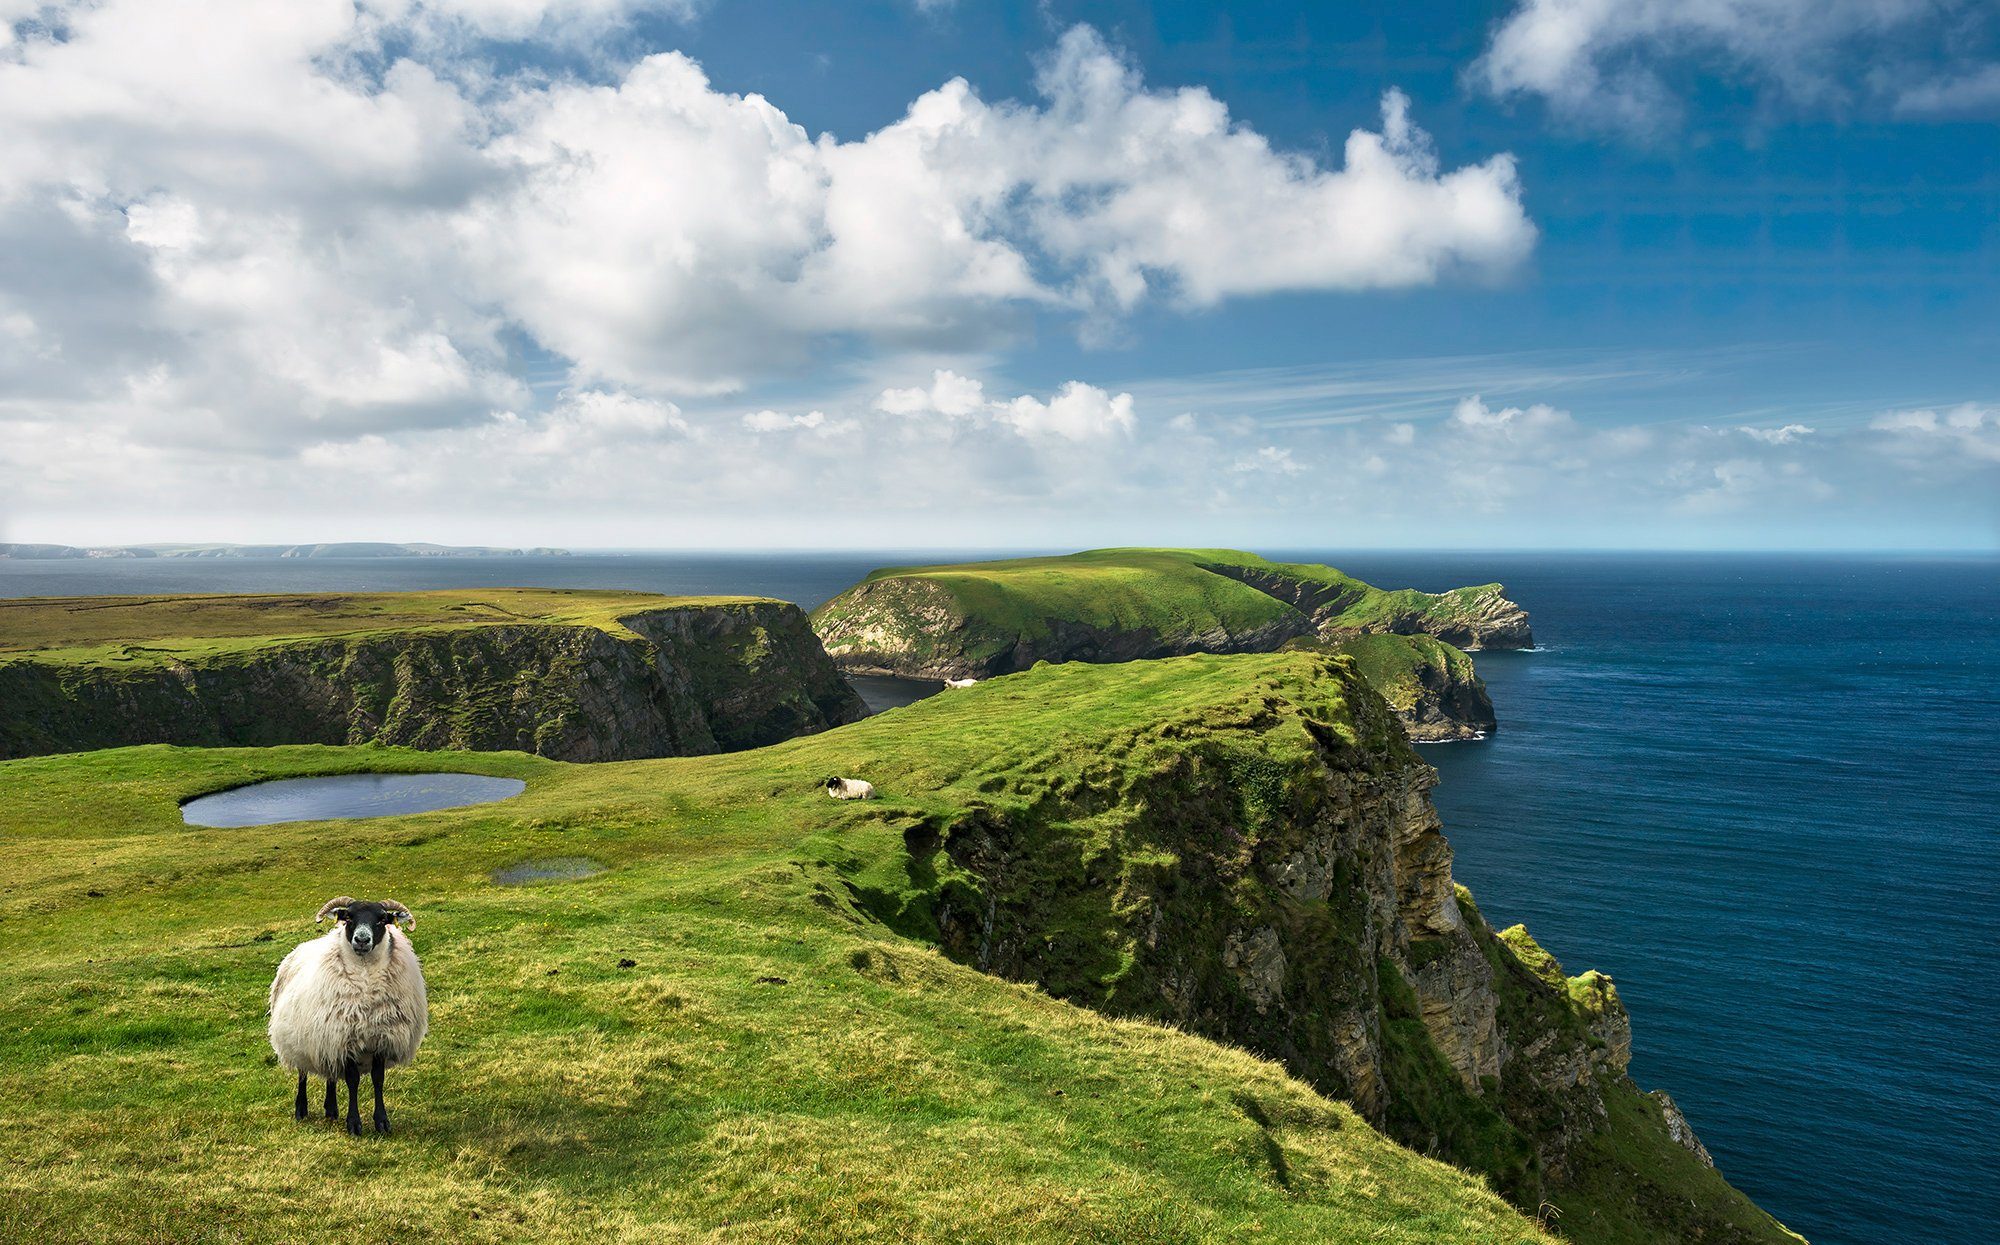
[4,550,1993,1244]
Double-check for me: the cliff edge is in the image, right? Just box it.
[0,589,863,760]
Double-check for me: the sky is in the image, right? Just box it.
[0,0,1995,551]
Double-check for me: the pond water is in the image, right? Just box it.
[850,673,945,715]
[180,772,526,827]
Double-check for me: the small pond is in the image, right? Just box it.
[181,772,526,828]
[850,674,945,715]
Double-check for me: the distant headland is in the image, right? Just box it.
[0,542,571,560]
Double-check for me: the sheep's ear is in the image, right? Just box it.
[379,900,415,930]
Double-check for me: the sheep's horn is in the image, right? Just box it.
[378,899,415,929]
[315,896,356,923]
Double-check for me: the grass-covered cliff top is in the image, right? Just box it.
[0,588,771,668]
[813,549,1526,672]
[832,548,1322,638]
[0,652,1552,1244]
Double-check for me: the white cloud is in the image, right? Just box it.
[464,25,1533,389]
[741,408,841,434]
[1474,0,1953,129]
[0,9,1536,471]
[1740,423,1814,445]
[1233,446,1304,475]
[877,370,1135,442]
[1894,64,2000,115]
[1872,403,2000,463]
[1449,394,1574,438]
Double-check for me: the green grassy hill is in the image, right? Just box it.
[0,652,1794,1244]
[810,549,1519,740]
[0,588,723,668]
[0,589,864,762]
[809,548,1532,681]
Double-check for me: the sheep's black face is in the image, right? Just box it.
[338,902,395,957]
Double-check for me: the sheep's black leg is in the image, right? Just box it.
[343,1059,363,1137]
[324,1077,338,1120]
[294,1072,308,1121]
[370,1053,390,1135]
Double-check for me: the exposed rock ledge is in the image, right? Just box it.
[0,600,863,762]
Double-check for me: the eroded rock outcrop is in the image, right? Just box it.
[813,551,1518,742]
[0,601,863,761]
[855,654,1789,1243]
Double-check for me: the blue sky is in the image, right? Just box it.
[1,0,1994,549]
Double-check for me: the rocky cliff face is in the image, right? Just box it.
[863,658,1793,1244]
[1312,634,1496,742]
[814,575,1315,680]
[816,572,1504,744]
[1201,562,1534,651]
[0,601,863,761]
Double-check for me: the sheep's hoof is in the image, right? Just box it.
[293,1105,309,1122]
[373,1114,391,1136]
[345,1117,363,1138]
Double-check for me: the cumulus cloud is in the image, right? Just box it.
[1473,0,1967,129]
[877,370,1135,442]
[1740,423,1814,445]
[1449,394,1574,437]
[0,7,1536,454]
[464,26,1532,389]
[1893,64,2000,115]
[1872,403,2000,462]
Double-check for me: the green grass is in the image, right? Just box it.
[811,549,1515,675]
[0,653,1550,1244]
[1311,633,1480,717]
[850,549,1305,642]
[0,588,767,669]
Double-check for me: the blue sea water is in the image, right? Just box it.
[3,550,1994,1244]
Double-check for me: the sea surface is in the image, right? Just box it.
[4,550,1994,1244]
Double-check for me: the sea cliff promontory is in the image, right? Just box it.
[0,589,861,760]
[812,548,1524,741]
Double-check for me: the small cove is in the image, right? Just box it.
[850,673,945,715]
[180,772,526,827]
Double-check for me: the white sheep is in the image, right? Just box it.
[943,677,980,689]
[822,775,875,800]
[268,896,429,1136]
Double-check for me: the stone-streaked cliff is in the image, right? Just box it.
[811,548,1518,741]
[0,595,863,761]
[837,652,1797,1245]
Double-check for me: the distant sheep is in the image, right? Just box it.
[268,896,429,1136]
[943,677,980,689]
[823,775,875,800]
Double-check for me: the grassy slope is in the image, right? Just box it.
[833,549,1309,642]
[817,548,1507,652]
[0,656,1548,1245]
[1316,633,1482,719]
[0,589,766,669]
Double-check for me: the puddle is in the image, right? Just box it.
[491,857,607,886]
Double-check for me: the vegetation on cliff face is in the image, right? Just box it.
[0,651,1792,1243]
[1307,634,1496,741]
[0,590,863,761]
[809,548,1515,740]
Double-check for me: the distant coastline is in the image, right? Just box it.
[0,542,571,560]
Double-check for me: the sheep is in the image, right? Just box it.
[268,896,428,1136]
[822,775,875,800]
[942,677,980,689]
